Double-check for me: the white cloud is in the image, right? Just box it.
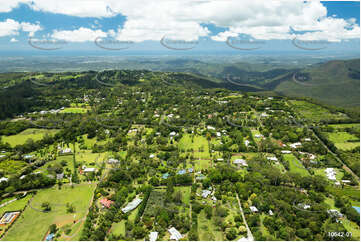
[51,27,107,42]
[2,0,360,42]
[0,1,23,13]
[0,18,42,37]
[10,37,18,42]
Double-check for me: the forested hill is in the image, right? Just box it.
[0,61,359,121]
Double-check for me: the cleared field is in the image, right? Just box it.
[289,100,348,122]
[197,210,224,241]
[60,107,88,114]
[2,128,58,147]
[283,154,310,176]
[324,197,337,209]
[342,218,360,240]
[3,184,95,241]
[193,159,211,171]
[0,194,33,237]
[178,134,210,159]
[329,123,360,132]
[77,151,108,167]
[110,220,125,237]
[325,132,359,151]
[174,186,191,204]
[0,195,32,216]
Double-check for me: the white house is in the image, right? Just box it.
[0,177,8,183]
[267,157,278,162]
[216,132,221,137]
[281,150,291,154]
[83,167,96,173]
[149,231,158,241]
[59,147,72,154]
[108,158,119,164]
[234,159,248,167]
[207,125,216,130]
[244,140,250,147]
[290,142,302,149]
[250,206,258,212]
[122,198,142,213]
[201,190,212,198]
[149,154,155,158]
[168,227,183,241]
[298,203,311,210]
[169,131,177,137]
[328,209,343,218]
[325,168,337,181]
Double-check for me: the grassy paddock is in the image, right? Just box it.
[3,184,95,241]
[283,154,310,176]
[2,128,58,147]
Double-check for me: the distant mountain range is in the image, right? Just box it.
[0,58,359,109]
[161,58,360,108]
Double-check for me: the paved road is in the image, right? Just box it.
[236,194,254,241]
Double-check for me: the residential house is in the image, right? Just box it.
[168,227,183,241]
[325,168,337,181]
[122,198,142,213]
[234,159,248,167]
[149,231,158,241]
[108,158,119,164]
[290,142,302,149]
[250,206,258,212]
[267,157,278,162]
[281,150,291,154]
[201,190,212,198]
[100,198,114,208]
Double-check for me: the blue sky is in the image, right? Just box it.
[0,0,359,55]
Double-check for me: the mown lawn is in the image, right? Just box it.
[110,220,125,237]
[60,107,88,114]
[342,218,360,240]
[325,132,359,151]
[3,184,95,241]
[0,194,32,216]
[178,134,210,159]
[174,186,191,204]
[2,128,58,147]
[193,159,211,171]
[289,100,348,122]
[283,154,310,176]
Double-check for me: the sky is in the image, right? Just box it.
[0,0,359,55]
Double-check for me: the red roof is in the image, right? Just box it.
[100,198,114,208]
